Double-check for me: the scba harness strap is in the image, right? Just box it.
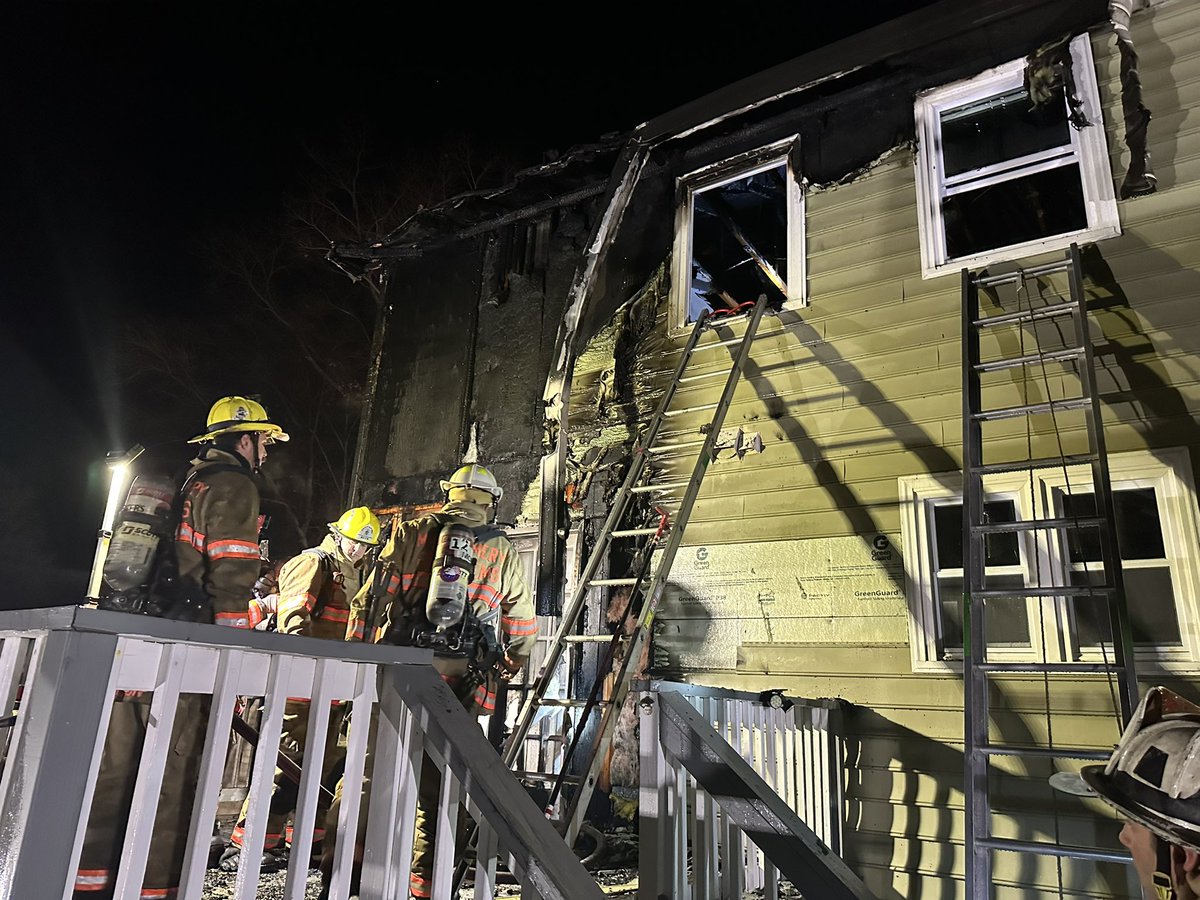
[393,521,506,672]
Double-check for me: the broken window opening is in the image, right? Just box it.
[914,33,1119,277]
[671,144,805,329]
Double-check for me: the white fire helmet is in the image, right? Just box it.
[1081,686,1200,854]
[439,463,503,503]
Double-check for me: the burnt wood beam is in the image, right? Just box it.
[332,184,607,261]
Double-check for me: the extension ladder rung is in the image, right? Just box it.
[610,527,664,538]
[973,584,1114,599]
[977,661,1124,674]
[971,396,1091,421]
[516,771,582,786]
[977,837,1130,865]
[971,516,1104,535]
[973,300,1075,329]
[972,453,1099,476]
[524,733,567,743]
[537,697,610,708]
[678,368,734,384]
[663,402,719,418]
[978,743,1112,761]
[630,481,689,494]
[697,334,748,349]
[645,438,707,453]
[587,577,641,587]
[562,634,621,643]
[975,259,1071,287]
[974,346,1084,373]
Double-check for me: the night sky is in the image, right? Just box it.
[0,4,941,605]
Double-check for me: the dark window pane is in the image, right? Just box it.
[1072,567,1180,645]
[1062,488,1165,563]
[934,500,1019,568]
[940,87,1071,178]
[939,575,1029,652]
[943,165,1087,260]
[1118,489,1166,559]
[688,164,788,321]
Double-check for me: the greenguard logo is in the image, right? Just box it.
[871,535,893,562]
[695,546,710,570]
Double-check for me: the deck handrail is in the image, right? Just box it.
[0,605,604,900]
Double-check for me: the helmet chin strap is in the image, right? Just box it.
[1154,836,1178,900]
[250,434,263,474]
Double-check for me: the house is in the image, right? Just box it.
[335,0,1198,895]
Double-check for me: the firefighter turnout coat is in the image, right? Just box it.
[78,446,262,897]
[276,533,366,639]
[346,499,537,715]
[174,447,263,627]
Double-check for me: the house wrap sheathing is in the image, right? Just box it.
[345,0,1200,895]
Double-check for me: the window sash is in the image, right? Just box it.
[941,146,1077,196]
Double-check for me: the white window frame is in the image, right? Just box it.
[913,33,1120,279]
[669,137,806,332]
[899,448,1200,674]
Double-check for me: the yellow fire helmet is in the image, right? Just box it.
[329,506,382,545]
[188,396,290,444]
[439,463,503,502]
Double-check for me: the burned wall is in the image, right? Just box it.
[362,204,601,524]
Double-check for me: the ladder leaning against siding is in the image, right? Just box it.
[960,243,1139,897]
[504,293,772,847]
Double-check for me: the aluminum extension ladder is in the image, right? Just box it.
[508,292,772,846]
[960,243,1139,897]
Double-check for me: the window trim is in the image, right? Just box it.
[669,137,806,332]
[913,32,1120,279]
[899,448,1200,674]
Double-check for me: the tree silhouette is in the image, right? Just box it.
[117,129,523,545]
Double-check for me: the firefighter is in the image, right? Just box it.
[220,506,381,872]
[75,395,287,899]
[321,463,538,900]
[1082,686,1200,900]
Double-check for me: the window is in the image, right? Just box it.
[899,449,1200,672]
[670,138,805,329]
[913,33,1119,278]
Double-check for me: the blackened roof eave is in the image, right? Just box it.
[332,134,628,261]
[633,0,1111,147]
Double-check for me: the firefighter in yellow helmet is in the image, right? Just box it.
[221,506,381,872]
[322,463,538,899]
[75,395,287,899]
[1081,686,1200,900]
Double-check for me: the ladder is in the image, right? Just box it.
[960,243,1139,897]
[507,292,771,844]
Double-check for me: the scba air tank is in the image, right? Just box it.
[426,522,476,629]
[103,475,176,593]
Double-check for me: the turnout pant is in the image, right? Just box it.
[230,698,346,852]
[321,674,480,898]
[74,693,210,899]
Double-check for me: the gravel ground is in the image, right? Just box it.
[197,825,802,899]
[200,865,637,899]
[198,826,641,899]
